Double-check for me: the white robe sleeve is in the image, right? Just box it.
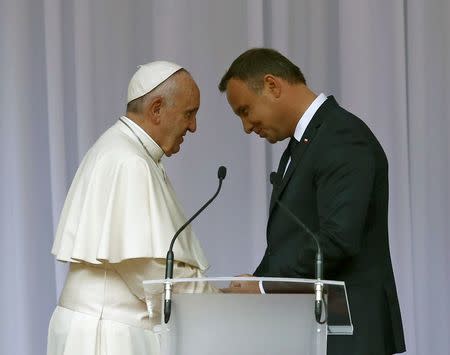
[52,151,209,270]
[113,258,219,301]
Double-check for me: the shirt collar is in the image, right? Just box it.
[119,116,165,163]
[293,93,327,142]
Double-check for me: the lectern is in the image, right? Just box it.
[143,277,352,355]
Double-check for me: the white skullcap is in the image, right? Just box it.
[127,61,183,103]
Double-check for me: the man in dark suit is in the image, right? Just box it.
[218,48,406,355]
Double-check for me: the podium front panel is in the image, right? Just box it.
[166,293,326,355]
[143,277,352,355]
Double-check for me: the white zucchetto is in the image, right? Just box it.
[127,61,183,103]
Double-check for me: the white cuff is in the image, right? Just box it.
[258,280,266,294]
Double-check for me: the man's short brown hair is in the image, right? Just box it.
[218,48,306,93]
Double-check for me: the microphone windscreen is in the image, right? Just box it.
[270,172,279,186]
[218,166,227,180]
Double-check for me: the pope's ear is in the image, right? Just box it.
[146,96,163,124]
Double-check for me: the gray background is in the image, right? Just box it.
[1,1,449,354]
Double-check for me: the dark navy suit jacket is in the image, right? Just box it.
[255,96,406,355]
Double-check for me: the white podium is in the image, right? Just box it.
[143,277,352,355]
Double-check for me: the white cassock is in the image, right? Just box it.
[47,116,215,355]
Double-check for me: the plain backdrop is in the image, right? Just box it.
[0,1,449,354]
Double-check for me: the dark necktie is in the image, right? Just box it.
[276,137,299,180]
[288,137,299,156]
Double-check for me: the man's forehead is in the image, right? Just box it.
[226,79,243,97]
[227,79,252,104]
[227,78,246,90]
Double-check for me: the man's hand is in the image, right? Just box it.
[221,274,261,294]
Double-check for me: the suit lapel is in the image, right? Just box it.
[269,96,336,216]
[269,124,317,215]
[269,146,290,210]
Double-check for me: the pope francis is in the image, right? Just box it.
[47,61,215,355]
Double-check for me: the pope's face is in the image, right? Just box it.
[160,75,200,156]
[225,78,286,143]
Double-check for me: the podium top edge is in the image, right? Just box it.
[143,276,345,286]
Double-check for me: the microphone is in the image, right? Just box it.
[164,166,227,323]
[269,172,325,324]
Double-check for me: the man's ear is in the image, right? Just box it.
[146,96,163,124]
[263,74,282,99]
